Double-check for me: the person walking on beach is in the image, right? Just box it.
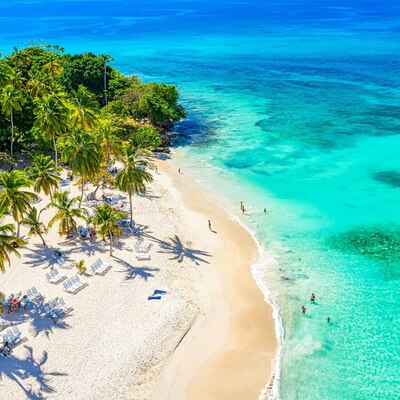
[310,293,316,302]
[208,220,212,230]
[301,305,306,314]
[178,168,181,174]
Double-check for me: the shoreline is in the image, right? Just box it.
[153,157,277,399]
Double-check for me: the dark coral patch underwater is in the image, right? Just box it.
[329,225,400,280]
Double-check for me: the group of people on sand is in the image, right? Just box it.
[5,294,32,314]
[301,293,331,323]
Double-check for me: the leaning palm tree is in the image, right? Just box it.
[92,203,123,256]
[0,84,26,155]
[22,207,48,246]
[46,191,87,237]
[61,129,101,205]
[0,205,25,273]
[116,147,153,227]
[69,85,99,130]
[26,154,62,201]
[0,170,37,236]
[34,94,70,166]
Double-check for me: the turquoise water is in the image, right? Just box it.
[1,1,400,398]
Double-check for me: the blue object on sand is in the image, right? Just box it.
[154,290,167,295]
[148,296,162,300]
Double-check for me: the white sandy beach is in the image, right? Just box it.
[0,156,276,400]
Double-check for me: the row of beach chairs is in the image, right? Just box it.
[63,275,88,294]
[26,287,44,302]
[44,297,72,319]
[46,268,66,284]
[90,259,111,275]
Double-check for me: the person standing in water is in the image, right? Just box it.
[301,305,306,314]
[264,208,266,213]
[240,201,243,211]
[326,317,331,323]
[310,293,316,302]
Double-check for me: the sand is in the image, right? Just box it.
[0,155,276,400]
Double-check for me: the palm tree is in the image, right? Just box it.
[116,147,153,227]
[34,95,70,166]
[22,207,47,246]
[0,170,37,236]
[0,205,25,273]
[27,71,52,98]
[26,154,62,201]
[98,121,123,169]
[69,85,99,130]
[0,61,13,87]
[46,191,87,237]
[92,203,123,256]
[101,54,114,105]
[42,58,63,80]
[0,84,26,155]
[61,129,101,205]
[7,46,31,70]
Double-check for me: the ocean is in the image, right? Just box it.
[1,1,400,399]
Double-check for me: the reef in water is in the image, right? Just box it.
[373,171,400,188]
[329,226,400,279]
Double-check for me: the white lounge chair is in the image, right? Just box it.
[135,253,151,261]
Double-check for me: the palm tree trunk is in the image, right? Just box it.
[16,220,21,238]
[53,133,58,167]
[109,231,113,256]
[39,233,46,246]
[80,177,85,207]
[93,182,101,195]
[129,192,133,228]
[104,62,108,105]
[10,110,14,156]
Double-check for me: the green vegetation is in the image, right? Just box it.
[92,203,123,256]
[75,259,87,274]
[47,191,87,237]
[116,147,153,227]
[22,207,48,246]
[0,206,25,272]
[0,44,185,272]
[0,45,185,155]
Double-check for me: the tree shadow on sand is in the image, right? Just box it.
[151,234,211,265]
[114,257,159,281]
[3,304,72,339]
[0,346,67,399]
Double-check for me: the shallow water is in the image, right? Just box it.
[1,1,400,398]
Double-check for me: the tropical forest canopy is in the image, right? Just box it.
[0,44,186,157]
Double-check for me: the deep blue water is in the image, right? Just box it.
[1,1,400,399]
